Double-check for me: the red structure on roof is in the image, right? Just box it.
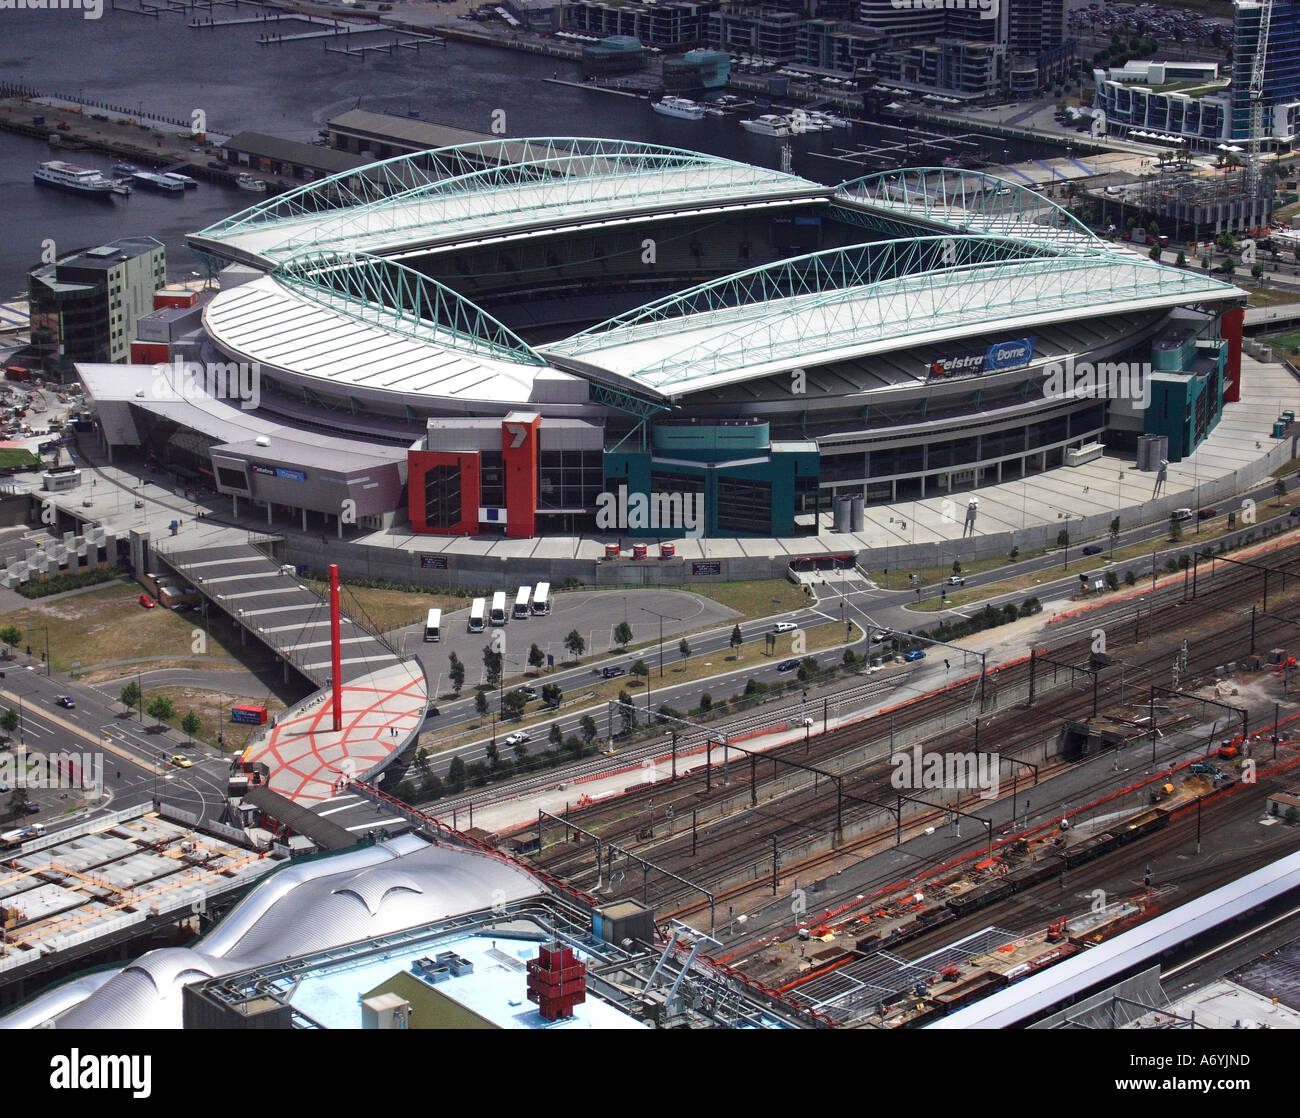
[526,942,586,1022]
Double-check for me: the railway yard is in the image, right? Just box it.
[498,536,1300,1026]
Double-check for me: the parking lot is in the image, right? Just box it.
[398,587,740,694]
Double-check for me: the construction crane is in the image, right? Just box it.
[1246,0,1274,196]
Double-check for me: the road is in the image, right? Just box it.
[0,660,231,833]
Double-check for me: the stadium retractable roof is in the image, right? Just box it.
[202,251,557,406]
[544,234,1243,398]
[188,138,832,268]
[833,167,1107,253]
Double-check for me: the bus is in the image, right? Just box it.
[513,585,532,618]
[424,608,441,642]
[490,591,508,627]
[532,581,550,616]
[468,598,486,633]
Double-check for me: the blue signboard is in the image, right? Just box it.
[275,467,307,482]
[983,337,1036,372]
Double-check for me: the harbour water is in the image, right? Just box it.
[1,5,1070,296]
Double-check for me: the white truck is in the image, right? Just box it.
[1,823,44,847]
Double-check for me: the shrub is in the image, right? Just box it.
[16,564,127,599]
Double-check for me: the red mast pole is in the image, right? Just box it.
[329,563,343,733]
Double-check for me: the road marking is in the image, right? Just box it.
[0,691,167,775]
[345,816,404,832]
[317,801,363,816]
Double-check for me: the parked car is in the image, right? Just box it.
[1082,544,1103,555]
[139,594,156,608]
[19,801,39,815]
[904,649,927,662]
[505,730,530,746]
[777,658,799,671]
[772,621,799,633]
[54,695,74,709]
[601,666,626,679]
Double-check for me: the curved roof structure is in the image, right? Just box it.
[2,834,546,1029]
[834,167,1106,252]
[544,234,1241,397]
[189,138,831,268]
[203,262,556,407]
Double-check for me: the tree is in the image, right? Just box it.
[0,625,20,654]
[145,696,174,724]
[1109,515,1121,556]
[951,559,961,575]
[1252,262,1265,282]
[549,722,563,749]
[563,630,586,659]
[513,737,529,765]
[528,643,546,672]
[619,699,638,737]
[448,652,465,696]
[796,656,820,682]
[1176,250,1187,267]
[119,681,141,711]
[1275,477,1287,505]
[1105,570,1120,592]
[1169,511,1183,542]
[541,683,562,709]
[423,773,444,799]
[730,624,743,652]
[180,711,200,742]
[630,659,649,681]
[678,637,691,667]
[1056,528,1070,550]
[482,645,503,689]
[579,714,598,745]
[414,747,433,786]
[474,691,490,721]
[446,755,467,793]
[699,692,712,713]
[394,780,417,803]
[1124,569,1137,586]
[1149,243,1162,262]
[613,621,633,649]
[0,709,16,734]
[502,690,527,720]
[842,647,858,668]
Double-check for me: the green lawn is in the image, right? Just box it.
[0,448,39,470]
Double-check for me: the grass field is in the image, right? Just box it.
[1,582,261,677]
[137,684,286,754]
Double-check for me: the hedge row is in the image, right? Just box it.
[15,565,128,599]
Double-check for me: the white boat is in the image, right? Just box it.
[132,171,185,193]
[740,114,791,137]
[236,173,267,193]
[161,172,198,189]
[33,160,118,196]
[652,96,707,120]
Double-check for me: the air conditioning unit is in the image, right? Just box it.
[255,435,270,447]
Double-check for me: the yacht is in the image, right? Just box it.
[740,114,791,137]
[33,160,117,196]
[652,96,707,120]
[236,172,267,193]
[131,171,185,193]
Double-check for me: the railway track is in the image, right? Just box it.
[528,543,1300,917]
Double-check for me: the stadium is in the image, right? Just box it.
[82,137,1246,543]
